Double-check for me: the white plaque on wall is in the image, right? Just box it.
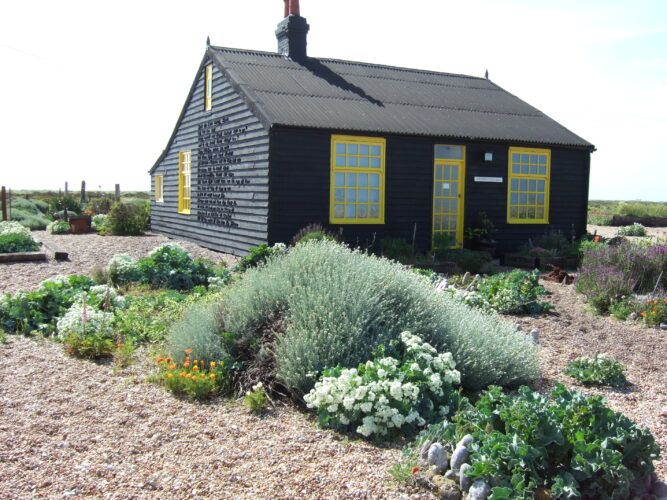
[474,176,503,183]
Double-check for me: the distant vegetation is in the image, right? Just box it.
[588,200,667,225]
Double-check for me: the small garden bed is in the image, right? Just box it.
[0,221,48,263]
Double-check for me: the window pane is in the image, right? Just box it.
[336,155,345,167]
[346,173,357,186]
[538,166,547,175]
[521,154,529,162]
[334,204,344,218]
[370,189,380,202]
[359,145,369,155]
[371,145,381,156]
[359,156,369,167]
[537,194,545,204]
[511,193,518,204]
[348,144,358,155]
[530,155,538,164]
[451,167,459,180]
[336,144,346,154]
[511,179,519,190]
[358,205,368,218]
[537,179,545,192]
[512,153,520,162]
[358,190,368,202]
[335,173,345,186]
[348,156,358,167]
[521,164,529,174]
[520,179,528,191]
[529,165,538,175]
[539,155,547,165]
[536,207,545,218]
[519,194,527,204]
[529,179,536,191]
[369,204,379,218]
[346,205,356,218]
[370,174,380,187]
[346,190,356,202]
[334,189,345,202]
[436,165,443,179]
[358,173,368,187]
[370,157,381,168]
[510,206,519,217]
[435,145,463,160]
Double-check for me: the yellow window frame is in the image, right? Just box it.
[329,135,386,224]
[507,147,551,224]
[204,64,213,111]
[154,175,164,203]
[178,151,191,214]
[432,145,466,249]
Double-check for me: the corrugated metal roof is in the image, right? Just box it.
[210,47,593,149]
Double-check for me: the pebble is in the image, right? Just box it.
[530,329,540,344]
[459,463,472,492]
[427,442,449,475]
[653,480,667,497]
[467,479,490,500]
[660,323,667,331]
[629,312,638,321]
[432,476,461,500]
[444,469,457,480]
[450,445,469,472]
[420,439,434,461]
[457,434,473,448]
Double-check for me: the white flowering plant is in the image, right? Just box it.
[107,253,141,285]
[57,294,116,359]
[78,284,126,310]
[304,331,461,439]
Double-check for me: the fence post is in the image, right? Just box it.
[115,184,121,200]
[65,182,69,196]
[81,181,87,203]
[1,186,6,222]
[8,188,11,220]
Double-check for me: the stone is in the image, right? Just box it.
[660,323,667,331]
[428,442,449,475]
[450,445,469,472]
[530,329,540,344]
[467,479,491,500]
[432,476,462,500]
[420,439,435,461]
[457,434,473,449]
[459,463,472,492]
[652,480,667,497]
[629,312,638,321]
[444,469,457,480]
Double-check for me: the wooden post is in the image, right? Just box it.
[1,186,6,221]
[115,184,121,200]
[81,181,87,203]
[8,188,11,220]
[65,182,69,196]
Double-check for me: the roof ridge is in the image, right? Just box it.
[209,45,487,82]
[254,88,544,118]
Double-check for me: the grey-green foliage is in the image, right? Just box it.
[166,303,227,365]
[223,240,539,395]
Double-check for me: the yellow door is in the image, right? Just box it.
[432,146,466,248]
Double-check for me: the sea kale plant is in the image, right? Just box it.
[0,221,39,253]
[564,354,627,387]
[304,332,461,438]
[405,384,659,498]
[617,223,647,237]
[222,240,539,395]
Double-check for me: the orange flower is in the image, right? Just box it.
[184,348,193,355]
[193,365,199,372]
[169,364,177,370]
[184,361,190,368]
[194,359,198,365]
[179,372,186,378]
[156,357,164,364]
[166,358,171,363]
[411,466,420,475]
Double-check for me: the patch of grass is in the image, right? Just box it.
[588,200,667,224]
[0,329,6,344]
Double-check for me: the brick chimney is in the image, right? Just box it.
[276,0,310,61]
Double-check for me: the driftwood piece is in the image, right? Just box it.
[543,265,574,285]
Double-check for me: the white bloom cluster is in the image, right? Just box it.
[81,285,126,309]
[106,253,139,283]
[436,278,490,311]
[0,221,31,237]
[304,331,461,438]
[271,242,288,253]
[148,243,190,257]
[56,302,115,339]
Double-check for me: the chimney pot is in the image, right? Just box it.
[283,0,289,18]
[289,0,300,16]
[276,0,309,60]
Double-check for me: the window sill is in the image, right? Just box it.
[507,219,549,225]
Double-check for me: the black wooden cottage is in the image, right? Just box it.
[149,0,594,256]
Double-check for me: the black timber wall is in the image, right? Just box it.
[150,58,270,255]
[267,127,590,253]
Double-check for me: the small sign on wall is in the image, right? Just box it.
[474,176,503,183]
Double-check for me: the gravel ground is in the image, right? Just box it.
[0,337,422,499]
[588,224,667,240]
[0,232,236,294]
[511,281,667,479]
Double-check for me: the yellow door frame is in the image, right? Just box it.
[432,146,466,248]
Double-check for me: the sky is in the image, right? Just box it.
[0,0,665,200]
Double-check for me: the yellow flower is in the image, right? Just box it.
[169,364,177,370]
[193,359,198,365]
[166,373,174,379]
[210,361,217,369]
[209,373,216,380]
[193,365,199,372]
[179,372,186,379]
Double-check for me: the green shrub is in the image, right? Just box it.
[291,223,338,246]
[137,244,214,290]
[0,328,6,344]
[107,254,141,285]
[640,296,667,327]
[47,220,70,235]
[618,223,647,237]
[11,198,41,214]
[222,240,539,395]
[0,232,39,253]
[32,199,49,214]
[564,354,626,387]
[49,195,81,215]
[0,275,93,334]
[113,290,189,343]
[10,210,50,230]
[475,269,552,315]
[436,249,492,274]
[381,237,413,262]
[244,382,269,413]
[57,301,116,359]
[86,197,115,215]
[304,332,461,438]
[154,355,228,400]
[107,200,150,236]
[404,384,659,499]
[236,243,286,272]
[608,297,638,320]
[91,214,110,233]
[166,303,227,365]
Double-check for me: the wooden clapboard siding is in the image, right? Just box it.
[268,126,590,253]
[150,56,270,256]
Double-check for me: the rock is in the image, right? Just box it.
[652,480,667,497]
[462,272,471,285]
[459,463,472,492]
[660,323,667,331]
[432,476,462,500]
[450,445,469,472]
[660,408,667,418]
[467,479,491,500]
[530,329,540,344]
[457,434,473,448]
[428,442,449,474]
[420,439,434,460]
[444,469,457,480]
[629,312,638,321]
